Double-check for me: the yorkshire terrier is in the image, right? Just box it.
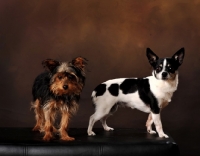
[31,57,87,141]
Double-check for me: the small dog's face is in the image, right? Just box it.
[42,57,87,96]
[50,70,80,96]
[146,48,185,80]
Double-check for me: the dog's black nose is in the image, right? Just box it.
[63,85,68,90]
[162,72,168,78]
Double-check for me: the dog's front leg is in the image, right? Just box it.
[59,110,75,141]
[151,112,169,138]
[43,109,54,141]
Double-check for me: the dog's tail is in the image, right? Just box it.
[91,91,96,98]
[91,91,97,107]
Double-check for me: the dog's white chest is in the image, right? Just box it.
[148,76,178,106]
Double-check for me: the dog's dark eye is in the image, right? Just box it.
[168,67,175,73]
[156,66,162,73]
[68,74,76,80]
[65,72,77,81]
[58,75,62,79]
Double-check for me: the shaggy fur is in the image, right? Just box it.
[31,57,87,141]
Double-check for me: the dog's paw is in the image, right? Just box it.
[163,134,169,138]
[148,129,156,134]
[159,133,169,138]
[104,127,114,131]
[43,135,53,141]
[61,136,75,141]
[32,126,40,131]
[88,131,96,136]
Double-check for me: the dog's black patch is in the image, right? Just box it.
[137,78,160,114]
[154,58,164,73]
[119,78,160,114]
[165,58,180,73]
[94,83,106,97]
[120,79,137,94]
[108,83,119,96]
[32,72,52,105]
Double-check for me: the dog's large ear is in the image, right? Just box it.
[71,57,88,70]
[42,59,60,72]
[172,48,185,66]
[146,48,159,67]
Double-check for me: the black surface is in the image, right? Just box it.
[0,128,180,156]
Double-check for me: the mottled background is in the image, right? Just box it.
[0,0,199,155]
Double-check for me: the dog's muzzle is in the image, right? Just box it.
[162,72,168,80]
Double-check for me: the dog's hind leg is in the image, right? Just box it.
[146,113,156,134]
[87,114,96,136]
[100,114,114,131]
[49,106,58,134]
[32,99,44,131]
[88,105,113,136]
[100,104,118,131]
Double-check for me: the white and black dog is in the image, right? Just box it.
[87,48,184,138]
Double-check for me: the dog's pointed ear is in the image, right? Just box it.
[42,59,60,72]
[172,48,185,66]
[146,48,159,66]
[71,57,88,70]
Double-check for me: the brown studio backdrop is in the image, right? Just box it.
[0,0,199,141]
